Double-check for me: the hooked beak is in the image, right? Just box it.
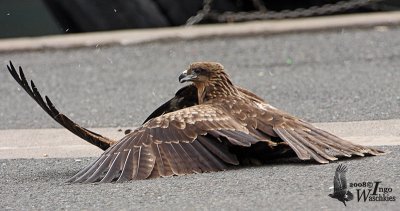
[179,70,196,83]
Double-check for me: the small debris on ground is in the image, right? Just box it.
[124,129,132,135]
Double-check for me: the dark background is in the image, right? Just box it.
[1,0,399,38]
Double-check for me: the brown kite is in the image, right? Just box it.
[6,61,383,183]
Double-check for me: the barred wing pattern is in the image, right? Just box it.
[67,104,263,183]
[251,100,383,164]
[68,95,383,183]
[6,61,383,184]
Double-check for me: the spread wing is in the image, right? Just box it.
[205,94,384,165]
[67,104,265,183]
[333,164,348,193]
[249,100,384,164]
[6,61,116,150]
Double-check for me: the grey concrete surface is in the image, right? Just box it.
[0,146,398,210]
[1,26,400,130]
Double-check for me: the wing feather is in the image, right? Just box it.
[180,141,215,172]
[192,139,227,171]
[273,127,311,160]
[251,99,384,163]
[66,155,105,182]
[6,61,115,150]
[100,152,122,183]
[160,142,187,175]
[67,85,384,183]
[254,120,276,137]
[169,143,194,174]
[304,130,355,156]
[285,128,337,162]
[79,154,115,183]
[197,136,239,165]
[68,105,246,183]
[282,128,329,163]
[134,146,156,179]
[118,149,139,182]
[296,129,352,157]
[9,62,384,184]
[314,129,379,155]
[117,149,134,182]
[151,143,174,177]
[208,130,259,147]
[174,143,203,173]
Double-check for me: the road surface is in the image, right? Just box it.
[0,24,399,210]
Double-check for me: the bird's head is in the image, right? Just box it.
[179,62,238,102]
[179,62,225,84]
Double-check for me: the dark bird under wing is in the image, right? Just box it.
[329,164,354,206]
[66,62,383,183]
[143,84,198,124]
[6,61,384,183]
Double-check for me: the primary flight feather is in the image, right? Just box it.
[6,61,383,183]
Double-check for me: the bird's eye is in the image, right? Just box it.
[193,68,203,74]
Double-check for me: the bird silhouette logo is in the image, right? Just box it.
[329,164,354,206]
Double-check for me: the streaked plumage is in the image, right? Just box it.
[6,61,383,183]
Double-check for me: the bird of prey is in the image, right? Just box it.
[6,61,383,183]
[329,164,354,206]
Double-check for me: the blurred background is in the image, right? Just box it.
[1,0,399,38]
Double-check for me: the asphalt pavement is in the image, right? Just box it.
[1,26,400,129]
[0,24,399,210]
[0,146,398,210]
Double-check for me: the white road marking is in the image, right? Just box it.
[0,119,398,159]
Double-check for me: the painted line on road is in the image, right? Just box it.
[1,12,400,52]
[0,119,398,159]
